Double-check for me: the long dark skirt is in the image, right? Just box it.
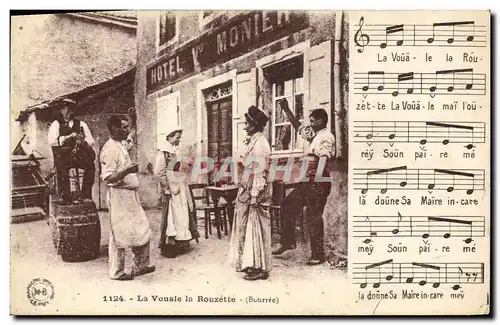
[159,193,200,258]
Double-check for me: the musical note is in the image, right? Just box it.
[360,274,368,289]
[354,16,370,53]
[399,167,408,188]
[428,21,475,44]
[353,121,485,146]
[354,167,484,194]
[412,262,441,288]
[392,211,403,235]
[353,215,484,240]
[464,220,474,244]
[386,263,395,282]
[430,69,474,93]
[420,123,428,145]
[380,24,404,48]
[428,216,473,240]
[362,166,407,194]
[422,218,430,239]
[393,72,415,96]
[354,20,486,50]
[355,262,484,289]
[366,121,374,140]
[425,121,474,146]
[453,267,464,290]
[362,71,385,92]
[388,121,396,140]
[363,259,394,289]
[406,267,414,283]
[363,217,377,244]
[434,169,476,194]
[354,69,486,96]
[381,171,388,194]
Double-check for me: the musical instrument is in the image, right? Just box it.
[72,126,86,154]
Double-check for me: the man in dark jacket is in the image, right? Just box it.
[48,98,96,202]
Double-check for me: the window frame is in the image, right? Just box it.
[156,11,180,53]
[271,75,305,155]
[255,41,310,158]
[198,10,244,29]
[198,11,221,28]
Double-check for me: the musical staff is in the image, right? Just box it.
[354,69,486,96]
[354,121,485,146]
[354,167,485,194]
[350,11,490,307]
[354,17,487,52]
[354,261,484,289]
[354,214,485,242]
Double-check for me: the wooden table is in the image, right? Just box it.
[205,185,239,239]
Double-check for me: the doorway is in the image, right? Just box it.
[205,82,233,185]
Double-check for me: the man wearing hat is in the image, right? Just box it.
[48,98,96,202]
[229,105,272,281]
[272,99,335,266]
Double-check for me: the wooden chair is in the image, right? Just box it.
[188,183,228,239]
[269,181,306,241]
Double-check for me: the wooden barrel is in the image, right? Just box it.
[49,199,101,262]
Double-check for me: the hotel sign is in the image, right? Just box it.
[146,11,308,94]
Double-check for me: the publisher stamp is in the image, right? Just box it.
[26,278,55,307]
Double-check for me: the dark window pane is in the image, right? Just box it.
[295,94,304,120]
[275,82,284,97]
[275,98,291,123]
[275,125,291,151]
[159,12,176,46]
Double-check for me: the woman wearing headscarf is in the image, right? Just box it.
[229,105,272,281]
[154,126,200,258]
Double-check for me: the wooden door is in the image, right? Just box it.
[206,97,232,184]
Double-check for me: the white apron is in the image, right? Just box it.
[160,146,193,241]
[106,144,151,248]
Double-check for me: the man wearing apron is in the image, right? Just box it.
[100,116,155,280]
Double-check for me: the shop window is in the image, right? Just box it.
[157,11,179,51]
[267,57,305,154]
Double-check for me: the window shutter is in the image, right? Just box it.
[157,92,180,149]
[232,68,256,160]
[308,41,332,131]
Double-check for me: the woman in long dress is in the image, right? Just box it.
[154,126,200,258]
[229,105,272,281]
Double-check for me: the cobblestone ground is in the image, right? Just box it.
[11,208,348,315]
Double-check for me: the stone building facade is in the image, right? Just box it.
[135,10,348,262]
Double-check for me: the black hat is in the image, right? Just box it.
[55,98,77,109]
[244,105,268,128]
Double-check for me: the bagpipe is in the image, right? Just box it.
[71,126,95,162]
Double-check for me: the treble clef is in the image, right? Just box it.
[354,16,370,53]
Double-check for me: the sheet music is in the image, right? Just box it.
[9,10,491,316]
[349,11,490,314]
